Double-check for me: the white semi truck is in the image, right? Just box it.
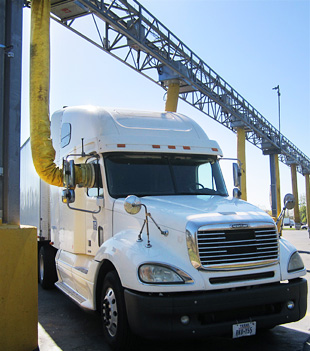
[21,105,307,350]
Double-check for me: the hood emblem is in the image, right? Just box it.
[231,224,249,229]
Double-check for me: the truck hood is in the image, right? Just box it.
[118,195,275,233]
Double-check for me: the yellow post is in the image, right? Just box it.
[291,164,301,229]
[305,174,310,232]
[275,154,281,217]
[165,81,180,112]
[0,225,38,351]
[237,127,247,201]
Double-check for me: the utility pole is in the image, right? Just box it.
[267,85,282,218]
[273,85,281,150]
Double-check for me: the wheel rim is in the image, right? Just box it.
[102,287,118,337]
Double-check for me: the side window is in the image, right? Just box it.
[87,162,104,197]
[61,123,71,148]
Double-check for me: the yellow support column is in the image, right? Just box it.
[0,225,38,351]
[305,174,310,234]
[237,127,247,201]
[165,81,180,112]
[275,154,281,217]
[291,164,301,229]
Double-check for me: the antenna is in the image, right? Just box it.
[81,138,85,157]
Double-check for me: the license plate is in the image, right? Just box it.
[232,321,256,338]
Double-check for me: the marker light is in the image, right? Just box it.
[288,251,304,273]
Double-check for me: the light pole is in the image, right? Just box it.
[271,85,282,219]
[273,85,281,150]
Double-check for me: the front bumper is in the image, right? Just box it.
[124,278,307,340]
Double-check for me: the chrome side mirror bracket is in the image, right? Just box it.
[124,195,169,248]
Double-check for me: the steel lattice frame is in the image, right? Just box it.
[48,0,310,174]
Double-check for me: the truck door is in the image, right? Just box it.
[85,159,106,256]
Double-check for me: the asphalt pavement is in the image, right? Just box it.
[282,229,310,335]
[38,228,310,351]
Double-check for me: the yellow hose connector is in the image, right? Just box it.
[30,0,89,188]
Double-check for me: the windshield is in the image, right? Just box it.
[104,153,228,198]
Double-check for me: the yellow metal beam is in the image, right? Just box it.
[0,225,38,351]
[237,127,247,201]
[275,154,281,217]
[165,81,180,112]
[290,164,301,228]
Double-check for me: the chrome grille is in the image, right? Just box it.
[197,227,279,269]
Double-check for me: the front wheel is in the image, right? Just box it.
[101,271,135,350]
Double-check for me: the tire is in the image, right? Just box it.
[38,245,58,289]
[101,271,135,351]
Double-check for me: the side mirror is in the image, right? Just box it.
[233,163,241,188]
[63,159,75,189]
[276,193,296,235]
[283,193,295,210]
[61,150,100,214]
[62,159,76,204]
[233,187,241,199]
[124,195,142,215]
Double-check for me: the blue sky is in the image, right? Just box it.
[21,0,310,210]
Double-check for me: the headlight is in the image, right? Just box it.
[138,264,193,284]
[288,251,304,273]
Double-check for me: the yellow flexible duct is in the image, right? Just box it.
[30,0,63,186]
[165,81,180,112]
[30,0,87,188]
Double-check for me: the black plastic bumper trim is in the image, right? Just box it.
[124,278,307,340]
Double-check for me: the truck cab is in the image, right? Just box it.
[23,105,307,350]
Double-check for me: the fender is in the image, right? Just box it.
[94,229,204,294]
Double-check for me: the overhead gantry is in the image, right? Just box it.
[43,0,310,224]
